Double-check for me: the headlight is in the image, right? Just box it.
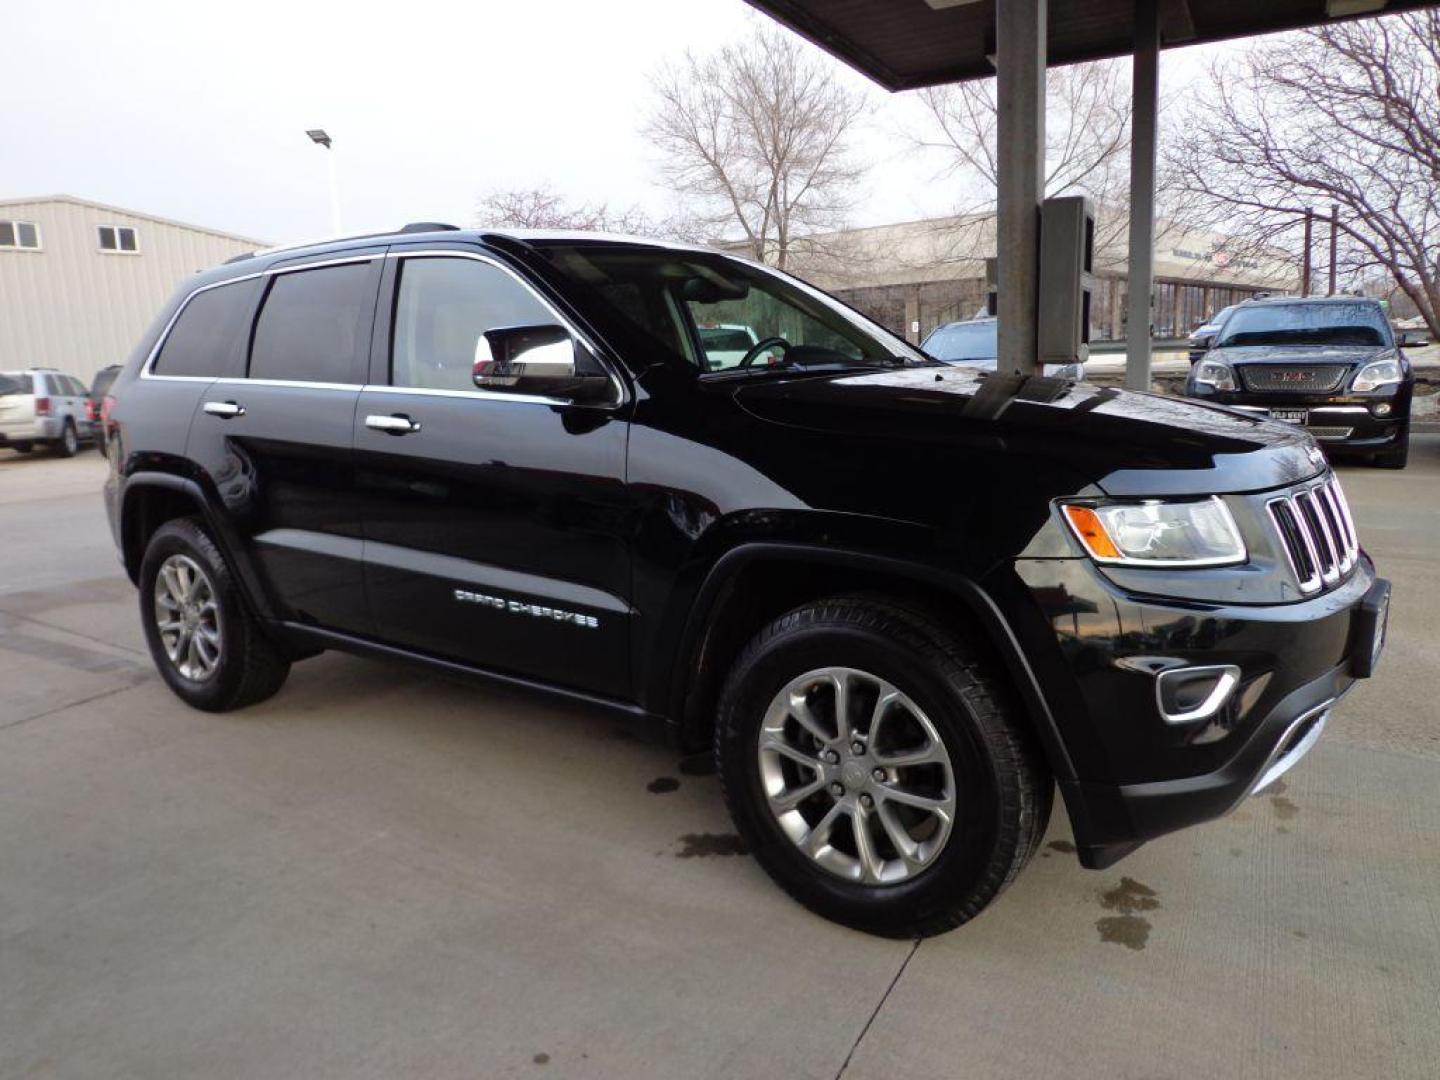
[1193,359,1235,391]
[1352,357,1402,392]
[1061,496,1247,567]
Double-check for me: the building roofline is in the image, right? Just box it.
[0,194,268,246]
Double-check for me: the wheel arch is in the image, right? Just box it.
[119,472,275,621]
[666,543,1077,789]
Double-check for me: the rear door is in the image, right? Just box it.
[354,247,633,698]
[183,250,384,634]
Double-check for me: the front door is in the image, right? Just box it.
[355,248,633,699]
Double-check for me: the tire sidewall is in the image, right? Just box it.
[139,521,249,710]
[719,615,1006,934]
[57,422,77,457]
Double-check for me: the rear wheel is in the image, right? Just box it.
[716,597,1051,938]
[139,517,290,711]
[52,421,78,458]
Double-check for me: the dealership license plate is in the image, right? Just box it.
[1270,409,1308,424]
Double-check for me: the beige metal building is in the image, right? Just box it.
[781,212,1300,346]
[0,195,264,382]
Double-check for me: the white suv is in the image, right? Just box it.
[0,369,93,457]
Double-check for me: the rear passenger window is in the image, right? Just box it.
[391,257,554,392]
[249,262,377,384]
[153,279,260,377]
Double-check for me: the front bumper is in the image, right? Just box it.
[1013,555,1388,868]
[1186,386,1410,451]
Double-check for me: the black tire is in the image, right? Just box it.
[52,420,78,458]
[139,517,291,711]
[716,597,1051,938]
[1374,428,1409,469]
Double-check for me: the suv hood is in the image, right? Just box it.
[731,366,1325,497]
[1208,344,1389,366]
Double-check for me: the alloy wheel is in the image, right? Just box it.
[757,666,957,885]
[153,554,222,681]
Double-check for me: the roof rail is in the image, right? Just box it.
[399,222,460,234]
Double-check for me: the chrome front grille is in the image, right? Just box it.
[1239,365,1349,392]
[1267,474,1358,594]
[1306,426,1354,440]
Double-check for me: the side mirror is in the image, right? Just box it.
[473,324,615,404]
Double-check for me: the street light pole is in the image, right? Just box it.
[306,129,342,235]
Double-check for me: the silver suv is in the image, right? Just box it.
[0,368,92,456]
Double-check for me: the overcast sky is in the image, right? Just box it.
[7,0,1221,245]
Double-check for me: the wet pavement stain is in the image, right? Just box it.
[1292,929,1308,939]
[1046,839,1077,854]
[533,1052,551,1066]
[647,777,680,794]
[1271,795,1299,820]
[675,832,748,858]
[1095,876,1161,951]
[1229,847,1243,857]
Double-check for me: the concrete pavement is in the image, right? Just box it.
[1,443,1437,1079]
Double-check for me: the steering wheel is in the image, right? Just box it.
[738,336,791,368]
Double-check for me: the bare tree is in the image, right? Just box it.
[475,184,667,234]
[1168,12,1440,337]
[911,60,1146,270]
[644,24,869,269]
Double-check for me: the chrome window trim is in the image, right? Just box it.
[359,384,570,408]
[141,248,629,409]
[140,255,381,383]
[382,248,628,410]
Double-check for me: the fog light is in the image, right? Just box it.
[1373,402,1392,417]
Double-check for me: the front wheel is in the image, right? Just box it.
[1374,427,1409,469]
[139,517,291,711]
[716,597,1051,938]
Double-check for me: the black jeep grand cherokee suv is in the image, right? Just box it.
[103,227,1390,937]
[1185,296,1415,468]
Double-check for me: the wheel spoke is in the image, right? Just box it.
[769,775,825,811]
[849,806,884,883]
[879,785,951,813]
[873,741,947,768]
[160,564,185,605]
[867,687,901,743]
[787,693,832,744]
[802,801,846,857]
[876,801,922,866]
[759,735,820,770]
[830,672,852,743]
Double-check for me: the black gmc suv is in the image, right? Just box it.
[1184,296,1415,468]
[102,227,1390,937]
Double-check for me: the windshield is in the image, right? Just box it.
[923,322,997,363]
[1215,302,1392,348]
[0,373,33,397]
[533,243,924,373]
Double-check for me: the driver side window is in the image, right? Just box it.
[392,256,554,392]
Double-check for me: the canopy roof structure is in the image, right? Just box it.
[743,1,1433,90]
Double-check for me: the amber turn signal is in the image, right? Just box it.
[1061,505,1122,560]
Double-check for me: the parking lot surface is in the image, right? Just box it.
[2,442,1438,1079]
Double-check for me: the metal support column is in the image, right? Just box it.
[1124,0,1159,391]
[996,0,1046,376]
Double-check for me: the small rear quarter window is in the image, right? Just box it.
[152,279,261,378]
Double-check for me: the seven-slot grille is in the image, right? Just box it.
[1266,474,1359,594]
[1238,365,1349,393]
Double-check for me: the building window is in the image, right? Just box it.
[0,220,41,250]
[98,225,139,253]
